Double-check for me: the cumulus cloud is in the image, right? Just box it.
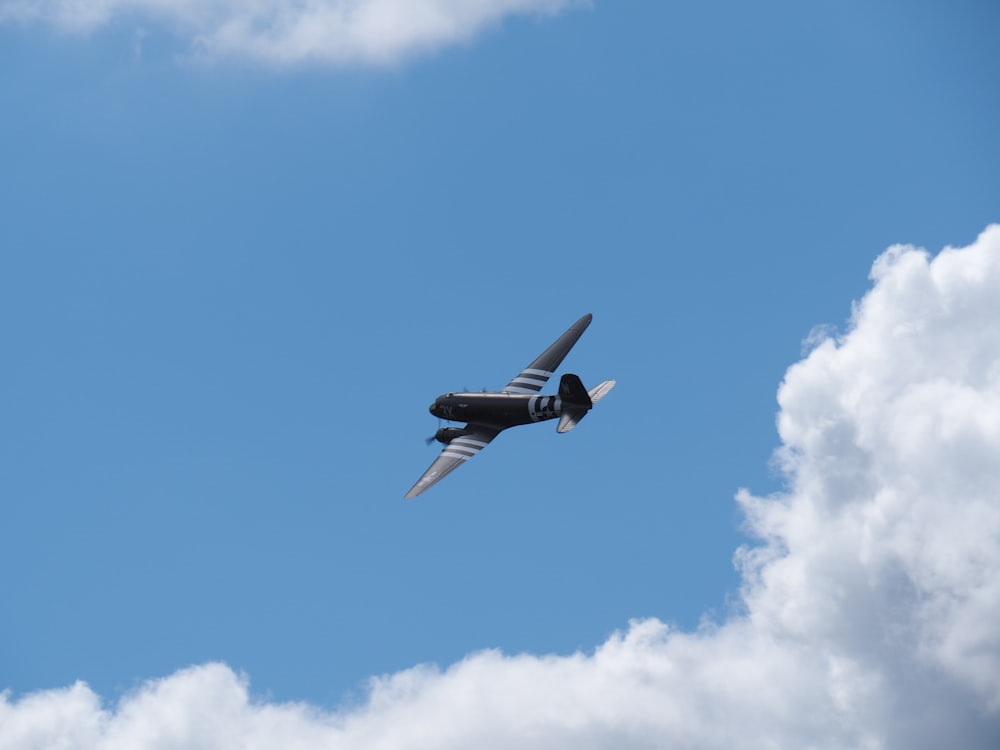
[3,227,1000,748]
[0,0,581,65]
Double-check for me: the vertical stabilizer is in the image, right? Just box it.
[558,373,592,406]
[557,374,591,433]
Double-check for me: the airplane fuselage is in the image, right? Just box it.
[430,392,563,428]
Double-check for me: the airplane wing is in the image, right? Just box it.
[503,313,593,394]
[404,424,501,500]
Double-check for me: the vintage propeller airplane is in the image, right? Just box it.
[405,313,615,499]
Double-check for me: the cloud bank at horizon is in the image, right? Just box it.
[0,0,581,65]
[3,227,1000,748]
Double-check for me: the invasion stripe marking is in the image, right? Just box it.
[452,439,489,449]
[442,451,473,460]
[511,377,546,387]
[521,368,554,377]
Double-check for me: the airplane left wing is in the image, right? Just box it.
[503,313,592,394]
[404,424,501,500]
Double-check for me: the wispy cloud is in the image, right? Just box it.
[0,0,582,65]
[3,227,1000,747]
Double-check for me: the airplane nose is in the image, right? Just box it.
[429,402,438,416]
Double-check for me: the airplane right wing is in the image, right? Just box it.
[404,424,501,500]
[503,313,592,394]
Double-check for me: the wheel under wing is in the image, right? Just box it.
[404,424,501,500]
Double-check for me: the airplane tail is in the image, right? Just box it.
[557,375,616,433]
[587,379,616,403]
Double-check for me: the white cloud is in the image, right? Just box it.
[0,0,581,65]
[3,227,1000,748]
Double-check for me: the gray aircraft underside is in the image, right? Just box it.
[405,313,615,499]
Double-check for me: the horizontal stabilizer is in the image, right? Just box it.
[557,406,588,433]
[557,377,614,433]
[588,379,616,403]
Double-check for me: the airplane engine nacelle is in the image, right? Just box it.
[435,427,471,445]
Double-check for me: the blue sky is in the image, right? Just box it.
[2,2,1000,746]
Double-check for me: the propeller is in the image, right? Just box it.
[425,419,443,446]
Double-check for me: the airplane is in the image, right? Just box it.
[405,313,615,499]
